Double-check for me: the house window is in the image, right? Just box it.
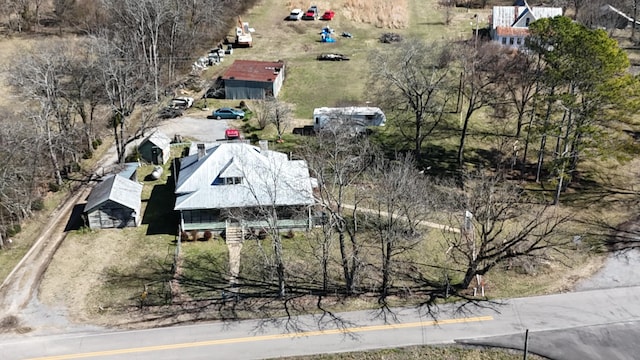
[509,37,514,45]
[501,37,507,45]
[525,18,530,26]
[516,37,521,45]
[223,177,243,185]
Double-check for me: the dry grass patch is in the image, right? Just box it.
[284,0,409,29]
[280,345,545,360]
[342,0,409,29]
[39,227,175,325]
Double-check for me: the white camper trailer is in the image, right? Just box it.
[312,107,386,133]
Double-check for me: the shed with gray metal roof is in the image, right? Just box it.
[85,174,143,229]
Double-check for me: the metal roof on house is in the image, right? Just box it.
[221,60,285,83]
[492,6,562,29]
[174,142,314,210]
[118,162,140,180]
[142,131,171,149]
[601,5,640,25]
[85,174,143,214]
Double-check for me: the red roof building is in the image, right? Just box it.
[221,60,285,99]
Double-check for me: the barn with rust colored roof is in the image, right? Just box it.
[221,60,285,99]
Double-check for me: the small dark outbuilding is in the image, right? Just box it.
[138,131,171,165]
[85,175,143,229]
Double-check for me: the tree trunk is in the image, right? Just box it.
[457,106,473,168]
[337,226,353,294]
[380,238,393,303]
[45,119,63,185]
[535,88,555,183]
[274,234,286,298]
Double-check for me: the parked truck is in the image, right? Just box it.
[312,106,386,133]
[235,16,253,47]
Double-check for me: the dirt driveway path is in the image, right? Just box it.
[0,114,231,336]
[0,144,118,335]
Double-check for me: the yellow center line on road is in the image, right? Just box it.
[31,315,493,360]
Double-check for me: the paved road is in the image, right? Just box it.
[2,285,640,359]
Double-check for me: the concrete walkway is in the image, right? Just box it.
[341,204,460,233]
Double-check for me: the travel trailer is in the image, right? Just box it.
[312,107,386,133]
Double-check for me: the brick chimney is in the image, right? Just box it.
[197,143,205,159]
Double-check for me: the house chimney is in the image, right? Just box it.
[197,143,205,159]
[259,140,268,151]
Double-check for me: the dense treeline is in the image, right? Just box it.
[0,0,258,248]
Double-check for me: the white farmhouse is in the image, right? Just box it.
[490,2,562,48]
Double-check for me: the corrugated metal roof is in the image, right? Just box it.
[492,6,525,28]
[492,6,562,29]
[118,162,140,180]
[143,131,171,149]
[222,60,285,83]
[174,143,314,210]
[85,175,143,214]
[530,7,563,20]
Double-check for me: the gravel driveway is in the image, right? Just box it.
[156,113,231,142]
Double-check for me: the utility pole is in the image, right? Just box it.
[474,14,479,50]
[633,0,638,41]
[523,329,529,360]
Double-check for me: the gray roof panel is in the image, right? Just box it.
[174,143,314,210]
[85,175,143,214]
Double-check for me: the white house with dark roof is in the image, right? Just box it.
[174,142,315,233]
[490,2,562,48]
[84,174,143,229]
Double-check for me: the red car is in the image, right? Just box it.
[302,6,318,20]
[321,10,335,20]
[225,128,241,140]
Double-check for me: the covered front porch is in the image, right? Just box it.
[179,206,313,232]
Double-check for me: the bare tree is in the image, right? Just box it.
[369,39,457,164]
[456,42,503,170]
[94,36,151,163]
[6,41,74,185]
[61,39,106,156]
[254,97,275,130]
[368,154,433,306]
[269,99,292,142]
[0,107,50,244]
[444,171,572,292]
[303,126,375,295]
[232,144,315,298]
